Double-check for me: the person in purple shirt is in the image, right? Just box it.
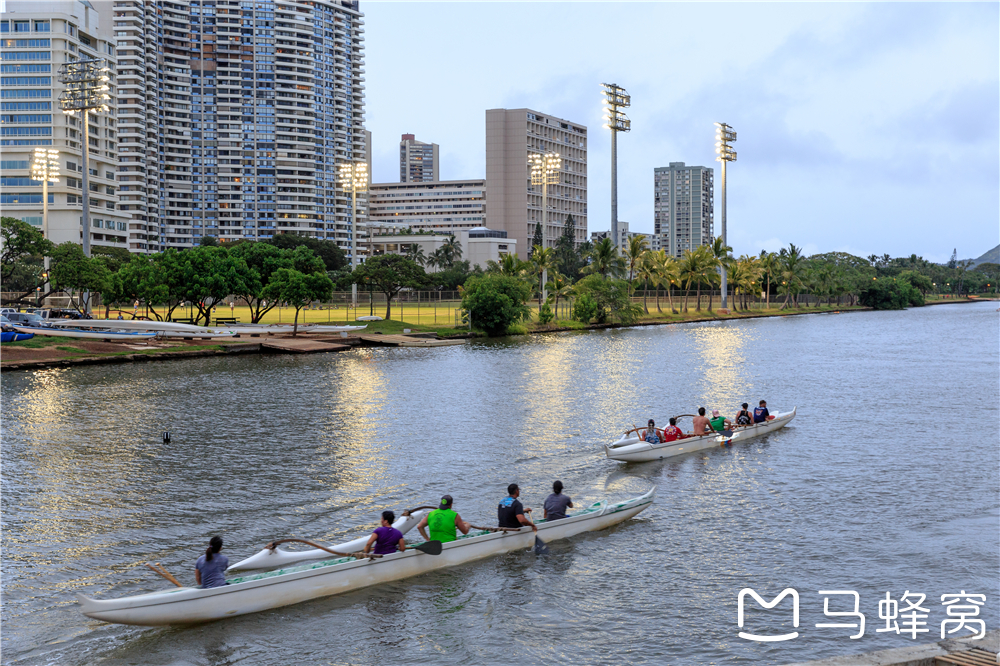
[195,536,229,588]
[363,510,406,556]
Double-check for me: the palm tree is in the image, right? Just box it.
[583,237,624,278]
[679,247,710,312]
[530,245,555,308]
[759,250,779,310]
[778,243,805,309]
[624,234,649,284]
[545,272,574,318]
[486,253,528,276]
[405,243,426,266]
[708,236,733,309]
[635,252,659,313]
[656,252,681,314]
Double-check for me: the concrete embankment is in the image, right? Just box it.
[785,628,998,666]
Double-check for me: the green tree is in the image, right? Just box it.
[554,214,581,279]
[49,242,112,313]
[262,267,334,334]
[529,222,544,258]
[708,236,733,309]
[530,245,556,308]
[350,254,428,319]
[975,262,999,294]
[486,253,530,277]
[461,273,533,336]
[435,259,478,290]
[92,246,133,273]
[758,250,779,310]
[778,243,806,309]
[405,243,426,266]
[266,233,347,271]
[1,217,55,302]
[198,235,220,247]
[545,271,574,319]
[573,274,642,325]
[623,234,649,284]
[898,269,932,296]
[174,246,251,326]
[858,276,922,309]
[583,237,625,278]
[679,246,713,312]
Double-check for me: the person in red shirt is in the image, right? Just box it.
[662,417,684,442]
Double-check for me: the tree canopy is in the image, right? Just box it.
[351,254,428,318]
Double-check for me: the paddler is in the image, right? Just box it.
[734,403,753,427]
[753,400,773,423]
[417,495,470,543]
[498,484,537,533]
[195,536,229,589]
[363,510,406,556]
[692,407,713,435]
[709,410,731,432]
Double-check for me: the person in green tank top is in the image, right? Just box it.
[417,495,470,543]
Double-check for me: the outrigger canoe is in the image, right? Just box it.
[77,488,654,626]
[12,325,156,341]
[605,408,796,463]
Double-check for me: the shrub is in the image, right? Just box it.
[538,302,554,324]
[574,274,643,325]
[573,293,599,323]
[461,274,533,336]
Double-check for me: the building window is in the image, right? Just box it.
[34,21,51,33]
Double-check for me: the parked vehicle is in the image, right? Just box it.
[5,312,50,328]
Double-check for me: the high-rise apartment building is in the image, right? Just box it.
[109,0,367,256]
[399,134,438,183]
[654,162,714,258]
[1,1,132,250]
[485,108,587,259]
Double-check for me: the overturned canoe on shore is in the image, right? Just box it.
[12,325,156,341]
[77,488,654,626]
[605,408,796,462]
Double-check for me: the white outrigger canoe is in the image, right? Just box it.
[77,489,654,626]
[12,325,156,341]
[605,408,796,463]
[47,320,367,337]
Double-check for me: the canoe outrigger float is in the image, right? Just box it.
[605,408,796,463]
[77,488,654,626]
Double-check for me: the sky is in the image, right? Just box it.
[363,2,999,263]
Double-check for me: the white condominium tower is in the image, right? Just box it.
[110,0,367,255]
[1,1,132,251]
[399,133,438,183]
[485,108,587,260]
[653,162,714,258]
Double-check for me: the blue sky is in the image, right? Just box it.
[363,2,999,262]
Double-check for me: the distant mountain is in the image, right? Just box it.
[971,244,999,266]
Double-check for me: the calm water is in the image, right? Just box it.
[2,302,997,665]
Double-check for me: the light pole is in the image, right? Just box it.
[31,147,60,297]
[714,122,737,309]
[339,161,368,307]
[602,83,631,252]
[58,57,112,260]
[530,151,561,300]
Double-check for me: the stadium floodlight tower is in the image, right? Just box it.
[339,160,369,306]
[58,57,112,260]
[602,83,631,252]
[530,151,561,300]
[31,148,60,287]
[715,122,737,309]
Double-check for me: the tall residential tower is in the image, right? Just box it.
[399,134,439,183]
[654,162,714,258]
[485,108,587,260]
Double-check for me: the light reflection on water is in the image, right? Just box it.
[1,303,997,665]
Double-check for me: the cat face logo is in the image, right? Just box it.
[738,588,800,642]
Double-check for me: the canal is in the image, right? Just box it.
[2,301,997,665]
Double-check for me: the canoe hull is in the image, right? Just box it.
[12,326,156,341]
[77,489,654,626]
[605,408,796,462]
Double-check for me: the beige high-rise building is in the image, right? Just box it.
[485,108,587,260]
[654,162,714,258]
[1,1,132,251]
[399,134,438,183]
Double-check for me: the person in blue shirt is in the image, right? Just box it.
[752,400,771,423]
[642,419,660,444]
[195,536,229,588]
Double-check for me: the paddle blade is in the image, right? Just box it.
[533,536,549,555]
[414,540,442,556]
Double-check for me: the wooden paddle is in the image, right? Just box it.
[469,524,522,533]
[146,562,182,587]
[264,537,443,559]
[525,509,548,555]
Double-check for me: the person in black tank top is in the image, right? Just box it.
[735,402,752,427]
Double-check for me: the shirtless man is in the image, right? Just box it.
[692,407,713,436]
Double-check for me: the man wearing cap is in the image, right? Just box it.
[498,484,537,533]
[417,495,470,543]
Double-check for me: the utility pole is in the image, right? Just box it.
[714,122,737,309]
